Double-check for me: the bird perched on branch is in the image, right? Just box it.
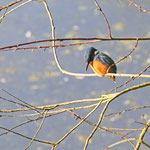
[84,47,117,82]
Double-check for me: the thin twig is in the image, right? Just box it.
[116,64,150,90]
[25,110,48,150]
[127,0,150,14]
[104,138,137,150]
[106,38,138,75]
[142,141,150,149]
[105,64,150,94]
[135,120,150,150]
[0,126,55,145]
[115,38,139,65]
[0,8,8,23]
[0,116,42,136]
[0,96,33,109]
[0,0,33,21]
[0,0,23,11]
[2,89,42,115]
[94,0,112,38]
[104,105,150,118]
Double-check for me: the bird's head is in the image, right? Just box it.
[84,47,98,71]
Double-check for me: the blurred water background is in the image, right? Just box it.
[0,0,150,150]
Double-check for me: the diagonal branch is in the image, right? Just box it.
[0,0,32,22]
[105,138,137,150]
[135,120,150,150]
[127,0,150,14]
[0,126,55,145]
[25,110,48,150]
[2,89,42,115]
[0,0,23,11]
[115,38,139,65]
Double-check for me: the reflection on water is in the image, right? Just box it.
[0,0,150,150]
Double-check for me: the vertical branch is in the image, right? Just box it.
[42,0,64,73]
[94,0,112,38]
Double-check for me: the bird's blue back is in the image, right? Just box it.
[94,51,117,73]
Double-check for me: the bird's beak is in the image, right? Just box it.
[86,61,90,71]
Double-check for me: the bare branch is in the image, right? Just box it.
[127,0,150,14]
[94,0,112,38]
[25,110,48,150]
[0,0,23,11]
[0,126,55,145]
[135,120,150,150]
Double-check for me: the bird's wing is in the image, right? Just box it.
[95,53,117,73]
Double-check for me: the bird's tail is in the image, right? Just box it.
[109,76,116,83]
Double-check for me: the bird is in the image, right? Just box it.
[84,47,117,82]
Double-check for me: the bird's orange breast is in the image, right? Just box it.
[90,59,116,82]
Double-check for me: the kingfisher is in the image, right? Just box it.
[84,47,117,82]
